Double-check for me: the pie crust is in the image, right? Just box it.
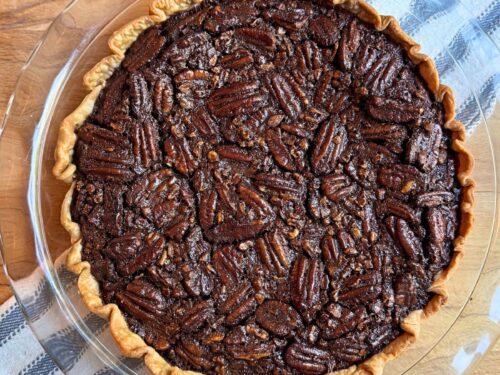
[53,0,475,374]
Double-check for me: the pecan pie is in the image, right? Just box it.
[53,0,474,374]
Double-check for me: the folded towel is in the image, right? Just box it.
[370,0,500,133]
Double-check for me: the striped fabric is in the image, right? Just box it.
[370,0,500,132]
[0,0,498,373]
[0,253,147,375]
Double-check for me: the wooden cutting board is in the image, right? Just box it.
[0,1,498,374]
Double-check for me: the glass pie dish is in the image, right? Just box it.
[0,0,498,374]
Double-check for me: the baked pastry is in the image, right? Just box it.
[53,0,475,374]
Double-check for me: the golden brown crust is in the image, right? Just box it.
[54,1,475,374]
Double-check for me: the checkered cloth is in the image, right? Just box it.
[1,0,499,374]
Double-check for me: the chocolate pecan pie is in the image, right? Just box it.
[53,0,474,374]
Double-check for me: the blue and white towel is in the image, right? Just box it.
[1,0,499,374]
[0,251,148,375]
[370,0,500,132]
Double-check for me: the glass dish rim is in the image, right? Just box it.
[0,0,498,374]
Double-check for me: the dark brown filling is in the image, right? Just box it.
[71,0,461,373]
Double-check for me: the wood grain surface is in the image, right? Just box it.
[0,1,498,374]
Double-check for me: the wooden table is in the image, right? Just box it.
[0,1,498,373]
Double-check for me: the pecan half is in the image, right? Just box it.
[181,261,214,297]
[377,164,423,192]
[221,48,254,69]
[235,27,276,51]
[130,120,160,172]
[129,73,153,120]
[101,184,125,236]
[164,137,198,175]
[116,278,166,321]
[253,173,304,201]
[337,19,361,71]
[338,271,382,303]
[238,184,274,217]
[329,338,367,363]
[265,128,296,171]
[206,220,267,243]
[315,71,334,106]
[263,8,309,30]
[190,107,219,143]
[417,191,455,207]
[322,174,357,202]
[213,245,244,286]
[227,341,274,360]
[311,118,348,174]
[361,123,407,143]
[76,123,134,181]
[406,122,443,172]
[280,122,314,140]
[428,207,447,249]
[123,27,166,72]
[291,256,324,321]
[219,282,256,326]
[174,338,213,370]
[216,145,253,162]
[427,207,451,268]
[395,218,423,260]
[95,74,127,123]
[256,300,301,337]
[181,300,215,332]
[362,56,401,94]
[394,273,418,307]
[103,233,141,261]
[256,231,291,277]
[141,320,170,351]
[267,71,307,119]
[310,14,339,47]
[367,96,423,123]
[285,343,329,375]
[208,81,266,117]
[321,234,340,266]
[319,304,367,340]
[296,40,323,75]
[383,199,419,224]
[199,189,218,231]
[153,76,174,117]
[117,233,165,276]
[205,2,258,31]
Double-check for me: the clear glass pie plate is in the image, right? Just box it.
[0,0,498,374]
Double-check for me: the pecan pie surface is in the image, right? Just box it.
[56,0,474,374]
